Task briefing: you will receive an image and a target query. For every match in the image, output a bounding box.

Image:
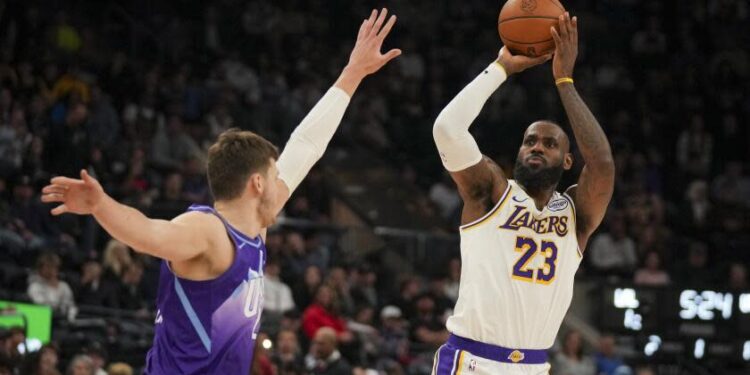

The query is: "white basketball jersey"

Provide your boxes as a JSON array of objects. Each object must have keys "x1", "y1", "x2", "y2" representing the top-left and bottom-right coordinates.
[{"x1": 446, "y1": 180, "x2": 582, "y2": 349}]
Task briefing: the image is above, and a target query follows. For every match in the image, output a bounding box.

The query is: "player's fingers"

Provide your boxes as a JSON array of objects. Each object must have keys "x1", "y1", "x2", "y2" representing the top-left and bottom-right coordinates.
[
  {"x1": 50, "y1": 204, "x2": 69, "y2": 216},
  {"x1": 357, "y1": 19, "x2": 368, "y2": 40},
  {"x1": 377, "y1": 15, "x2": 397, "y2": 39},
  {"x1": 41, "y1": 193, "x2": 65, "y2": 203},
  {"x1": 50, "y1": 176, "x2": 84, "y2": 187},
  {"x1": 42, "y1": 185, "x2": 67, "y2": 195},
  {"x1": 80, "y1": 169, "x2": 96, "y2": 186},
  {"x1": 382, "y1": 48, "x2": 402, "y2": 63},
  {"x1": 558, "y1": 14, "x2": 569, "y2": 40},
  {"x1": 571, "y1": 16, "x2": 578, "y2": 43},
  {"x1": 550, "y1": 26, "x2": 562, "y2": 46},
  {"x1": 371, "y1": 8, "x2": 388, "y2": 37},
  {"x1": 363, "y1": 9, "x2": 377, "y2": 37}
]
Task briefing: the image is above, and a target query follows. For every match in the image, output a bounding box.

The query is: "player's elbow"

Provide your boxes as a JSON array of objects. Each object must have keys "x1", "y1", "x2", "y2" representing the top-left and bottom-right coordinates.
[{"x1": 433, "y1": 115, "x2": 460, "y2": 144}]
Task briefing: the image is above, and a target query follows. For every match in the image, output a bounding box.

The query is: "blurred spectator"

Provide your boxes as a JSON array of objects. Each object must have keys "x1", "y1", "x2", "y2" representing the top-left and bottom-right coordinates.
[
  {"x1": 264, "y1": 257, "x2": 296, "y2": 315},
  {"x1": 409, "y1": 293, "x2": 448, "y2": 349},
  {"x1": 27, "y1": 252, "x2": 76, "y2": 319},
  {"x1": 712, "y1": 161, "x2": 750, "y2": 208},
  {"x1": 115, "y1": 262, "x2": 149, "y2": 313},
  {"x1": 294, "y1": 265, "x2": 323, "y2": 310},
  {"x1": 302, "y1": 285, "x2": 353, "y2": 344},
  {"x1": 75, "y1": 260, "x2": 117, "y2": 307},
  {"x1": 150, "y1": 115, "x2": 203, "y2": 172},
  {"x1": 677, "y1": 180, "x2": 714, "y2": 234},
  {"x1": 676, "y1": 114, "x2": 713, "y2": 178},
  {"x1": 305, "y1": 327, "x2": 352, "y2": 375},
  {"x1": 594, "y1": 335, "x2": 630, "y2": 375},
  {"x1": 82, "y1": 344, "x2": 108, "y2": 375},
  {"x1": 634, "y1": 366, "x2": 655, "y2": 375},
  {"x1": 633, "y1": 252, "x2": 670, "y2": 286},
  {"x1": 379, "y1": 306, "x2": 410, "y2": 366},
  {"x1": 149, "y1": 172, "x2": 191, "y2": 220},
  {"x1": 552, "y1": 330, "x2": 595, "y2": 375},
  {"x1": 106, "y1": 363, "x2": 133, "y2": 375},
  {"x1": 393, "y1": 277, "x2": 421, "y2": 320},
  {"x1": 0, "y1": 327, "x2": 25, "y2": 370},
  {"x1": 351, "y1": 266, "x2": 378, "y2": 309},
  {"x1": 66, "y1": 354, "x2": 95, "y2": 375},
  {"x1": 727, "y1": 262, "x2": 748, "y2": 289},
  {"x1": 673, "y1": 241, "x2": 713, "y2": 286},
  {"x1": 588, "y1": 215, "x2": 637, "y2": 276},
  {"x1": 272, "y1": 329, "x2": 305, "y2": 375},
  {"x1": 21, "y1": 343, "x2": 61, "y2": 375},
  {"x1": 326, "y1": 266, "x2": 355, "y2": 317},
  {"x1": 102, "y1": 239, "x2": 133, "y2": 282},
  {"x1": 428, "y1": 174, "x2": 460, "y2": 221},
  {"x1": 9, "y1": 174, "x2": 59, "y2": 246}
]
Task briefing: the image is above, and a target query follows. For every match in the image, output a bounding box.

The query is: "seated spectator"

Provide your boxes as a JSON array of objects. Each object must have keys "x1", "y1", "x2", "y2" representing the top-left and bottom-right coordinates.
[
  {"x1": 264, "y1": 258, "x2": 296, "y2": 315},
  {"x1": 302, "y1": 285, "x2": 353, "y2": 344},
  {"x1": 711, "y1": 161, "x2": 750, "y2": 208},
  {"x1": 148, "y1": 172, "x2": 191, "y2": 220},
  {"x1": 21, "y1": 343, "x2": 61, "y2": 375},
  {"x1": 293, "y1": 265, "x2": 322, "y2": 310},
  {"x1": 305, "y1": 327, "x2": 352, "y2": 375},
  {"x1": 594, "y1": 335, "x2": 630, "y2": 375},
  {"x1": 378, "y1": 306, "x2": 410, "y2": 366},
  {"x1": 272, "y1": 329, "x2": 305, "y2": 375},
  {"x1": 102, "y1": 239, "x2": 133, "y2": 282},
  {"x1": 75, "y1": 261, "x2": 117, "y2": 307},
  {"x1": 589, "y1": 215, "x2": 638, "y2": 276},
  {"x1": 633, "y1": 252, "x2": 670, "y2": 286},
  {"x1": 728, "y1": 262, "x2": 748, "y2": 289},
  {"x1": 409, "y1": 293, "x2": 448, "y2": 349},
  {"x1": 27, "y1": 252, "x2": 76, "y2": 319},
  {"x1": 552, "y1": 330, "x2": 595, "y2": 375},
  {"x1": 115, "y1": 262, "x2": 149, "y2": 313},
  {"x1": 677, "y1": 180, "x2": 714, "y2": 235},
  {"x1": 673, "y1": 241, "x2": 713, "y2": 286},
  {"x1": 67, "y1": 354, "x2": 95, "y2": 375},
  {"x1": 0, "y1": 327, "x2": 25, "y2": 370}
]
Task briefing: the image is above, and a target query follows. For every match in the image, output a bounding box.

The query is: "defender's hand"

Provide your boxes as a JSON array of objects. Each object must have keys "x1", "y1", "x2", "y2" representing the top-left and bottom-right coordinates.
[
  {"x1": 497, "y1": 46, "x2": 552, "y2": 76},
  {"x1": 550, "y1": 12, "x2": 578, "y2": 80},
  {"x1": 344, "y1": 8, "x2": 402, "y2": 78},
  {"x1": 42, "y1": 170, "x2": 106, "y2": 216}
]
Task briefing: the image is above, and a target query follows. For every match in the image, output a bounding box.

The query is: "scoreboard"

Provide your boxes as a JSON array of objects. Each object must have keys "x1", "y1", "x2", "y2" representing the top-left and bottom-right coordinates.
[{"x1": 599, "y1": 286, "x2": 750, "y2": 364}]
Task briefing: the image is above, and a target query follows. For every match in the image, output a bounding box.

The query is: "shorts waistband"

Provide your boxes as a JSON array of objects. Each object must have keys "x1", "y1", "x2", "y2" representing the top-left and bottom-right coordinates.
[{"x1": 447, "y1": 334, "x2": 548, "y2": 364}]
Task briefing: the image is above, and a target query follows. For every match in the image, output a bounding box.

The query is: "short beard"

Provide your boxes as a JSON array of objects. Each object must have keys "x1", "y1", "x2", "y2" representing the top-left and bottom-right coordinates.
[{"x1": 513, "y1": 158, "x2": 564, "y2": 195}]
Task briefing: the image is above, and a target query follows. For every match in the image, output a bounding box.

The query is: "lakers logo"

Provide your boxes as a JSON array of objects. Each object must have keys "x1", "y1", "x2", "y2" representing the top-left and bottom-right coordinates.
[
  {"x1": 508, "y1": 350, "x2": 525, "y2": 363},
  {"x1": 521, "y1": 0, "x2": 537, "y2": 13}
]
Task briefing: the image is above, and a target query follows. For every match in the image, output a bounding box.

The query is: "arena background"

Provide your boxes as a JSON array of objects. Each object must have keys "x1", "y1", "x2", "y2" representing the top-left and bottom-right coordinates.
[{"x1": 0, "y1": 0, "x2": 748, "y2": 374}]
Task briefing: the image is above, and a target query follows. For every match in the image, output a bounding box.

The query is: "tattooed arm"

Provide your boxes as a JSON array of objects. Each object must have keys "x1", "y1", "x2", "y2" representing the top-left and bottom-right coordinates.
[{"x1": 552, "y1": 13, "x2": 615, "y2": 249}]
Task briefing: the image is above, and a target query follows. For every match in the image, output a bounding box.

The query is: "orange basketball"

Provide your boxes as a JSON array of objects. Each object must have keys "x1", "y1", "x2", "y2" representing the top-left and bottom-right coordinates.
[{"x1": 498, "y1": 0, "x2": 566, "y2": 57}]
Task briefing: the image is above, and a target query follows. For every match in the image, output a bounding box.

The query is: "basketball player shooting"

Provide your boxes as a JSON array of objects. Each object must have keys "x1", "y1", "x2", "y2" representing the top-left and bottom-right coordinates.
[
  {"x1": 432, "y1": 13, "x2": 614, "y2": 375},
  {"x1": 40, "y1": 9, "x2": 401, "y2": 375}
]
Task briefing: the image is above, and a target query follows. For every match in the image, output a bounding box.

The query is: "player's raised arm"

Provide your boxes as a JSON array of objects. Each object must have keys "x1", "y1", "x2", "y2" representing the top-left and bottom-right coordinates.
[
  {"x1": 551, "y1": 13, "x2": 615, "y2": 247},
  {"x1": 41, "y1": 170, "x2": 216, "y2": 262},
  {"x1": 433, "y1": 48, "x2": 549, "y2": 222},
  {"x1": 272, "y1": 8, "x2": 401, "y2": 214}
]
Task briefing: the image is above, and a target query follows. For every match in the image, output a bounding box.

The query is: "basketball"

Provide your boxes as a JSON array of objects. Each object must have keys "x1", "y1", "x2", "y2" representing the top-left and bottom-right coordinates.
[{"x1": 498, "y1": 0, "x2": 566, "y2": 57}]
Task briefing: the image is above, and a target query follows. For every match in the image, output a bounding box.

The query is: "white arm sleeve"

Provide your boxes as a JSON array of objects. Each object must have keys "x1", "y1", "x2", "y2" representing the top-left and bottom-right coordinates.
[
  {"x1": 276, "y1": 87, "x2": 351, "y2": 193},
  {"x1": 433, "y1": 62, "x2": 507, "y2": 172}
]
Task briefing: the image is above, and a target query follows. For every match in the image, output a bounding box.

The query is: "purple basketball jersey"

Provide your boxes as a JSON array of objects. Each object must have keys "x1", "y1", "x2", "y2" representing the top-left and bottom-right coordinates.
[{"x1": 144, "y1": 205, "x2": 266, "y2": 375}]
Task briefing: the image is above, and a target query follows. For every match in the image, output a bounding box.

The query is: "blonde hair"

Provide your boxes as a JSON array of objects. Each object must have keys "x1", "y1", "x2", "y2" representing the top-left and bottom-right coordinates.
[
  {"x1": 107, "y1": 362, "x2": 134, "y2": 375},
  {"x1": 102, "y1": 239, "x2": 133, "y2": 277}
]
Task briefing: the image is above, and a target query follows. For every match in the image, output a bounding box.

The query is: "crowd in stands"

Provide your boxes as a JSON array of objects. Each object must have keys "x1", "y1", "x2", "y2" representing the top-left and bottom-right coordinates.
[{"x1": 0, "y1": 0, "x2": 747, "y2": 373}]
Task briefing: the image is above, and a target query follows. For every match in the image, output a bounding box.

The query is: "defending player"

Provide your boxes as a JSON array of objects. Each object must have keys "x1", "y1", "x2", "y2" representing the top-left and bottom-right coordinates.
[
  {"x1": 431, "y1": 13, "x2": 614, "y2": 375},
  {"x1": 41, "y1": 9, "x2": 401, "y2": 375}
]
